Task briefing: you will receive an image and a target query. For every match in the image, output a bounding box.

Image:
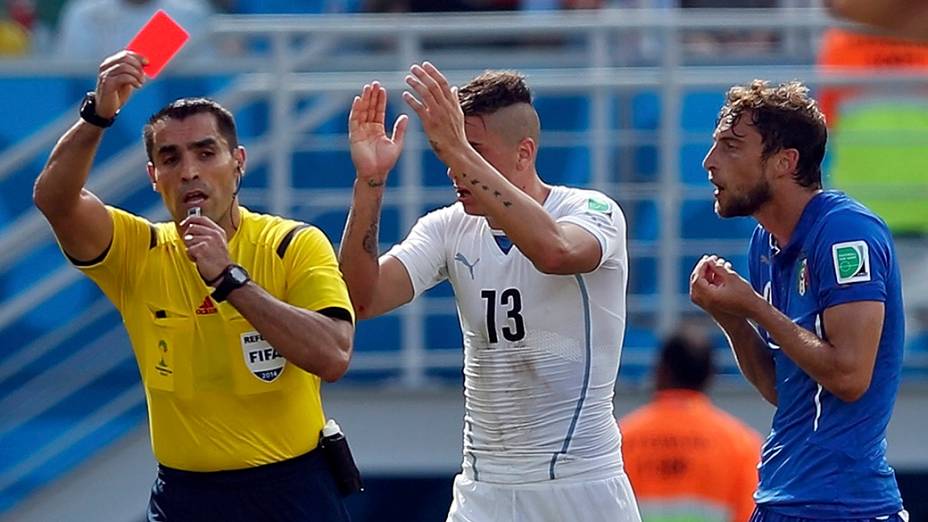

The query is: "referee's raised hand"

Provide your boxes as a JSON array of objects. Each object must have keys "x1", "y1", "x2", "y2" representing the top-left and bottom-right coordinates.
[{"x1": 94, "y1": 50, "x2": 148, "y2": 119}]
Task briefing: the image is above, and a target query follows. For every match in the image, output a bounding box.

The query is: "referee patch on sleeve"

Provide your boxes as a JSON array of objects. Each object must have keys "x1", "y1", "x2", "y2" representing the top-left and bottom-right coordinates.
[{"x1": 832, "y1": 240, "x2": 871, "y2": 284}]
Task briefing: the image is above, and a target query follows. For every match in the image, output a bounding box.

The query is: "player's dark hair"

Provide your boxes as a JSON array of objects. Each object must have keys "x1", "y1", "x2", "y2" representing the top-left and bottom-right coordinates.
[
  {"x1": 717, "y1": 79, "x2": 827, "y2": 189},
  {"x1": 458, "y1": 70, "x2": 532, "y2": 117},
  {"x1": 657, "y1": 333, "x2": 714, "y2": 392},
  {"x1": 143, "y1": 98, "x2": 239, "y2": 161}
]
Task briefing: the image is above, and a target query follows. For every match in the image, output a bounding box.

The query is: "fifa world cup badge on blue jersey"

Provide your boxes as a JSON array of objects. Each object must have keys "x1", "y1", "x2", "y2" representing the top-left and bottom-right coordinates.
[
  {"x1": 241, "y1": 330, "x2": 286, "y2": 382},
  {"x1": 832, "y1": 240, "x2": 871, "y2": 285},
  {"x1": 798, "y1": 257, "x2": 809, "y2": 296}
]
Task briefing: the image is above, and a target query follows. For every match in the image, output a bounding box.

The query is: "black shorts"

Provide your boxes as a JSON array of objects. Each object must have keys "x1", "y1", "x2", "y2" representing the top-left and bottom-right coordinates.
[{"x1": 147, "y1": 448, "x2": 350, "y2": 522}]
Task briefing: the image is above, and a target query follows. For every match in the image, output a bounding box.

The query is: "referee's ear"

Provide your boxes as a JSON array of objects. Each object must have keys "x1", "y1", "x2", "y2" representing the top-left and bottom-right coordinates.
[
  {"x1": 232, "y1": 145, "x2": 247, "y2": 175},
  {"x1": 147, "y1": 162, "x2": 158, "y2": 192}
]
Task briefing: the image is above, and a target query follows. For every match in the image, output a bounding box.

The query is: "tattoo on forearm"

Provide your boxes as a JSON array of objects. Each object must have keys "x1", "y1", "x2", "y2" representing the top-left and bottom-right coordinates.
[
  {"x1": 362, "y1": 222, "x2": 379, "y2": 258},
  {"x1": 460, "y1": 173, "x2": 512, "y2": 207},
  {"x1": 367, "y1": 179, "x2": 385, "y2": 188}
]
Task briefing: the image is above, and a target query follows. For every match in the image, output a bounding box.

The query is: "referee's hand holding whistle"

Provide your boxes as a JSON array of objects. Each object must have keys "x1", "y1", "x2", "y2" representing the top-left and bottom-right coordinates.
[{"x1": 181, "y1": 214, "x2": 231, "y2": 285}]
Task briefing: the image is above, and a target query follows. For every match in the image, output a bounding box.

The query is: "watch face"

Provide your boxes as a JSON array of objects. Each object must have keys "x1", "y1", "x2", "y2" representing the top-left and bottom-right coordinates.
[{"x1": 230, "y1": 266, "x2": 249, "y2": 285}]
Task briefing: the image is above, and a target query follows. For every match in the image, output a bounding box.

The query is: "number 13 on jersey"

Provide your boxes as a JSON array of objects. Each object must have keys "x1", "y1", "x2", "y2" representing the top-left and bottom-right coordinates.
[{"x1": 481, "y1": 288, "x2": 526, "y2": 344}]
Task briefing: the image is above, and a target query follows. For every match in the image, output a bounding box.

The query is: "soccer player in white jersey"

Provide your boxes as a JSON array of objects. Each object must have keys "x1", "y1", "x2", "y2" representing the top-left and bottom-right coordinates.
[{"x1": 339, "y1": 62, "x2": 641, "y2": 522}]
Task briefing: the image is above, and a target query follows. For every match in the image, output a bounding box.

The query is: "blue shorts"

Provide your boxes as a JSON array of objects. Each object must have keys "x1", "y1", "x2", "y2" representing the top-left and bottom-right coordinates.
[
  {"x1": 750, "y1": 506, "x2": 908, "y2": 522},
  {"x1": 147, "y1": 448, "x2": 350, "y2": 522}
]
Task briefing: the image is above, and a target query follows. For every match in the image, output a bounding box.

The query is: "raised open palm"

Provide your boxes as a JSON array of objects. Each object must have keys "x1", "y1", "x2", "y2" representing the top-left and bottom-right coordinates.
[{"x1": 348, "y1": 82, "x2": 408, "y2": 186}]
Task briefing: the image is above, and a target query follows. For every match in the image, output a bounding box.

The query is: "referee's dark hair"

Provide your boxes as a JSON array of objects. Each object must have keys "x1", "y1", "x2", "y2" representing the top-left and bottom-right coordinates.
[
  {"x1": 143, "y1": 98, "x2": 239, "y2": 162},
  {"x1": 655, "y1": 331, "x2": 715, "y2": 392}
]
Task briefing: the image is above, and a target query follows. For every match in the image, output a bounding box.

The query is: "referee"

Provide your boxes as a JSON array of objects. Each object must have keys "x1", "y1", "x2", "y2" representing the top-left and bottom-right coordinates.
[{"x1": 33, "y1": 50, "x2": 355, "y2": 521}]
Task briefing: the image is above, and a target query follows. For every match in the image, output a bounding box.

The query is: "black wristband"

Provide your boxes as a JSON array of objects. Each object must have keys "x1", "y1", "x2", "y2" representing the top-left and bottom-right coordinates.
[
  {"x1": 79, "y1": 92, "x2": 117, "y2": 128},
  {"x1": 211, "y1": 264, "x2": 250, "y2": 303}
]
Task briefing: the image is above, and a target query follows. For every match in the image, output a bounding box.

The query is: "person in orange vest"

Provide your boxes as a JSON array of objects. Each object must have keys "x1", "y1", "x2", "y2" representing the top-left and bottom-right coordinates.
[
  {"x1": 620, "y1": 330, "x2": 762, "y2": 522},
  {"x1": 817, "y1": 26, "x2": 928, "y2": 128},
  {"x1": 827, "y1": 0, "x2": 928, "y2": 42}
]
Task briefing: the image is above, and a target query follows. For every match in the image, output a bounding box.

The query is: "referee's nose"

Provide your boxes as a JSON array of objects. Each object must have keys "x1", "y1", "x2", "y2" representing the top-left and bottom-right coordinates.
[{"x1": 181, "y1": 162, "x2": 201, "y2": 182}]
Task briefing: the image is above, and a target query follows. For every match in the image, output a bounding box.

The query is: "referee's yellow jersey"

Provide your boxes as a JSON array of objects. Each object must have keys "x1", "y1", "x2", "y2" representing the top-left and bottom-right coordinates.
[{"x1": 73, "y1": 206, "x2": 354, "y2": 472}]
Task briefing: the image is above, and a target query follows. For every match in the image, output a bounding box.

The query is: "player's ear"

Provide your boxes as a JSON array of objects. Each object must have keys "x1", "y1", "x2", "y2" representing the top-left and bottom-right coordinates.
[
  {"x1": 776, "y1": 148, "x2": 800, "y2": 180},
  {"x1": 516, "y1": 137, "x2": 536, "y2": 171}
]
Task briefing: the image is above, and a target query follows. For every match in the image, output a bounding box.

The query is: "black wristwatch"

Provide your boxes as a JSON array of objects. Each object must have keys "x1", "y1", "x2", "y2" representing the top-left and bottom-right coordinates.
[
  {"x1": 79, "y1": 92, "x2": 118, "y2": 128},
  {"x1": 211, "y1": 264, "x2": 250, "y2": 303}
]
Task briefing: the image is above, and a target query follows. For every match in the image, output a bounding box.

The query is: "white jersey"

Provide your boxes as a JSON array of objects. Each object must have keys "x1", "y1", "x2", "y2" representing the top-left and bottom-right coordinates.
[{"x1": 387, "y1": 185, "x2": 628, "y2": 484}]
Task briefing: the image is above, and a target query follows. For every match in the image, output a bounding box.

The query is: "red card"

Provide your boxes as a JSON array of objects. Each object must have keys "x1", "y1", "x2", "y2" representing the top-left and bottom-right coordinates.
[{"x1": 126, "y1": 10, "x2": 190, "y2": 79}]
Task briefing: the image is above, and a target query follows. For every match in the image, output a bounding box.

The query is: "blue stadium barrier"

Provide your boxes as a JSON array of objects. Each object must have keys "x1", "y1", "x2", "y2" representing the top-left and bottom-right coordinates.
[
  {"x1": 0, "y1": 78, "x2": 72, "y2": 145},
  {"x1": 355, "y1": 315, "x2": 402, "y2": 354},
  {"x1": 0, "y1": 295, "x2": 140, "y2": 515},
  {"x1": 629, "y1": 255, "x2": 658, "y2": 296},
  {"x1": 630, "y1": 199, "x2": 659, "y2": 242},
  {"x1": 425, "y1": 312, "x2": 463, "y2": 350},
  {"x1": 7, "y1": 74, "x2": 921, "y2": 516},
  {"x1": 3, "y1": 245, "x2": 97, "y2": 332},
  {"x1": 293, "y1": 150, "x2": 357, "y2": 189},
  {"x1": 679, "y1": 199, "x2": 756, "y2": 240},
  {"x1": 619, "y1": 325, "x2": 659, "y2": 385}
]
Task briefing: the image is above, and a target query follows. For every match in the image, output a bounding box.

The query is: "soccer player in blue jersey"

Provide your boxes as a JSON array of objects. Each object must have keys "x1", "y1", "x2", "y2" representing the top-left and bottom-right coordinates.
[{"x1": 689, "y1": 79, "x2": 907, "y2": 521}]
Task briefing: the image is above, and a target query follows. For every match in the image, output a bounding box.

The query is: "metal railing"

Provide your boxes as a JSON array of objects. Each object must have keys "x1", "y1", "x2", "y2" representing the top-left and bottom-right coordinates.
[
  {"x1": 4, "y1": 9, "x2": 928, "y2": 512},
  {"x1": 2, "y1": 8, "x2": 926, "y2": 387}
]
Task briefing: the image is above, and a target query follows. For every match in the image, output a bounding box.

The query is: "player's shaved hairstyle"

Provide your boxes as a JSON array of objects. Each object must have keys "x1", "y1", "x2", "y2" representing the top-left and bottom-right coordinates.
[
  {"x1": 458, "y1": 70, "x2": 540, "y2": 144},
  {"x1": 143, "y1": 97, "x2": 239, "y2": 161},
  {"x1": 717, "y1": 80, "x2": 827, "y2": 189}
]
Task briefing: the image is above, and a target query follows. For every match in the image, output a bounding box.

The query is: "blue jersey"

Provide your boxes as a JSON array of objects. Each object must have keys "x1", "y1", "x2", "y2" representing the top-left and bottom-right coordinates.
[{"x1": 747, "y1": 191, "x2": 904, "y2": 518}]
